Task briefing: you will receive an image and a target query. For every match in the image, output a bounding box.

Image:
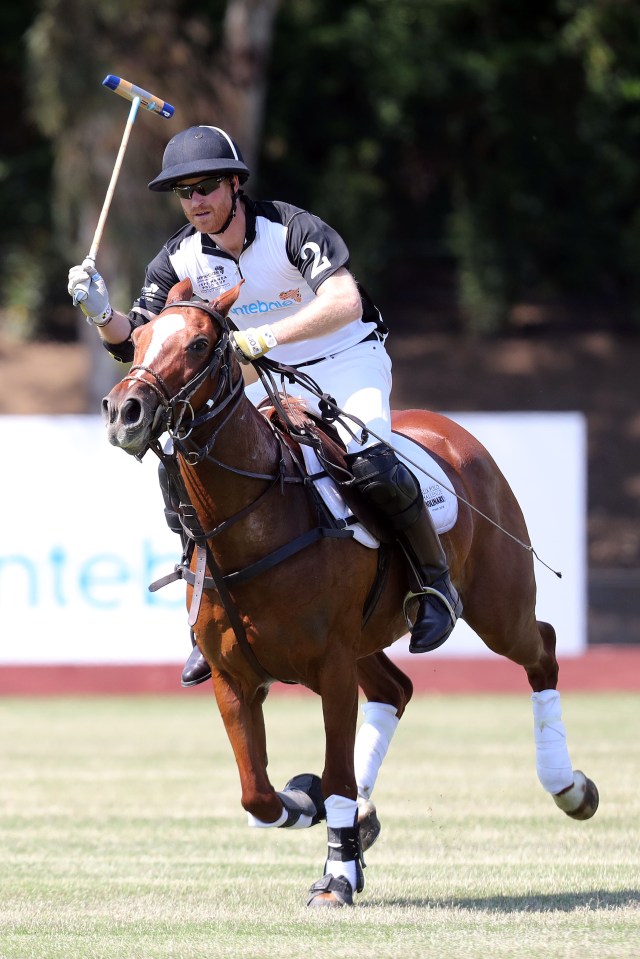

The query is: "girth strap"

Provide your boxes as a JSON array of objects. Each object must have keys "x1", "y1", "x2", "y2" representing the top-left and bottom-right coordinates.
[
  {"x1": 150, "y1": 531, "x2": 391, "y2": 633},
  {"x1": 149, "y1": 526, "x2": 354, "y2": 594},
  {"x1": 206, "y1": 526, "x2": 352, "y2": 588}
]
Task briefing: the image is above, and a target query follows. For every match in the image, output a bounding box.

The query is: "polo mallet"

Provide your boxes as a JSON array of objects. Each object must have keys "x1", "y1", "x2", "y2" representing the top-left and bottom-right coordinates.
[{"x1": 72, "y1": 75, "x2": 175, "y2": 305}]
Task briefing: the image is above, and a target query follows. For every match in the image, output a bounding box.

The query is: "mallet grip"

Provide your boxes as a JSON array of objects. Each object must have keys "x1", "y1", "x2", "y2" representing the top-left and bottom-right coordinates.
[{"x1": 102, "y1": 75, "x2": 174, "y2": 119}]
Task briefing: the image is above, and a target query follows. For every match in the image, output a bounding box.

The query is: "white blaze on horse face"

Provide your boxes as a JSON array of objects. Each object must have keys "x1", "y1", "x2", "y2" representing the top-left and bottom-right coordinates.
[{"x1": 136, "y1": 313, "x2": 186, "y2": 376}]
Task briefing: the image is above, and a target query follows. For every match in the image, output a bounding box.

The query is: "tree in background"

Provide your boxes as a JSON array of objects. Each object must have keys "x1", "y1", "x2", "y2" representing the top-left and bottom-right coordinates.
[
  {"x1": 0, "y1": 1, "x2": 56, "y2": 341},
  {"x1": 24, "y1": 0, "x2": 280, "y2": 403}
]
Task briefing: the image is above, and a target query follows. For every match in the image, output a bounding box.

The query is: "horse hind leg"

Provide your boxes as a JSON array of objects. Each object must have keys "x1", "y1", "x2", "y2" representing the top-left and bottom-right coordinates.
[
  {"x1": 528, "y1": 621, "x2": 599, "y2": 821},
  {"x1": 353, "y1": 701, "x2": 397, "y2": 851},
  {"x1": 353, "y1": 653, "x2": 414, "y2": 850}
]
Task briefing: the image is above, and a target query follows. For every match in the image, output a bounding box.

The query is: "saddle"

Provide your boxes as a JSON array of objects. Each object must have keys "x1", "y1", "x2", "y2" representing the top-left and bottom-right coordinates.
[{"x1": 259, "y1": 396, "x2": 394, "y2": 545}]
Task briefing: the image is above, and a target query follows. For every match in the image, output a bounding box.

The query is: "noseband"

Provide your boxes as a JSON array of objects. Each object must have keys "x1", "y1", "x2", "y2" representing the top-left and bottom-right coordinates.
[{"x1": 124, "y1": 299, "x2": 244, "y2": 463}]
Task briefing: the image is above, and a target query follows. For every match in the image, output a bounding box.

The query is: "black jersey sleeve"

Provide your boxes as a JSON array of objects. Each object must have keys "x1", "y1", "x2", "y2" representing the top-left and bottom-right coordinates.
[
  {"x1": 282, "y1": 206, "x2": 351, "y2": 293},
  {"x1": 101, "y1": 246, "x2": 179, "y2": 364},
  {"x1": 101, "y1": 310, "x2": 147, "y2": 364},
  {"x1": 132, "y1": 246, "x2": 180, "y2": 316}
]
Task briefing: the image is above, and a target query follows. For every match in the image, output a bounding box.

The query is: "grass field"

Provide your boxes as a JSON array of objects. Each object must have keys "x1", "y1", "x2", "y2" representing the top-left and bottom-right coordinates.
[{"x1": 0, "y1": 692, "x2": 638, "y2": 959}]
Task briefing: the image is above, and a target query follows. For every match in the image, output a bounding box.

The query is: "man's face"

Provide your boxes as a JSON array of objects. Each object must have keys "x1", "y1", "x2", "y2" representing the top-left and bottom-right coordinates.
[{"x1": 173, "y1": 175, "x2": 236, "y2": 234}]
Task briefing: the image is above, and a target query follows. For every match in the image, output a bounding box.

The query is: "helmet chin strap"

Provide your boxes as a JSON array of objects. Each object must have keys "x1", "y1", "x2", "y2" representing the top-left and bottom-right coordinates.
[{"x1": 211, "y1": 185, "x2": 242, "y2": 236}]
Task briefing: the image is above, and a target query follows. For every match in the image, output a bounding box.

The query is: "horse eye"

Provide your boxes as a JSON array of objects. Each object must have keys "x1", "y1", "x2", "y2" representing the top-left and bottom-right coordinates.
[{"x1": 189, "y1": 337, "x2": 209, "y2": 353}]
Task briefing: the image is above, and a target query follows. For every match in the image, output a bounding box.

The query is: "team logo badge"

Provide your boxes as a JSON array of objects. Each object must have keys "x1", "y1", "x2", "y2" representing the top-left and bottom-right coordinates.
[{"x1": 198, "y1": 266, "x2": 227, "y2": 294}]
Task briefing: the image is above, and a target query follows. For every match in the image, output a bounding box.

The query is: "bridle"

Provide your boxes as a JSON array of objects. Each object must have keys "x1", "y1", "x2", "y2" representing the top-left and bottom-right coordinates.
[{"x1": 123, "y1": 298, "x2": 245, "y2": 465}]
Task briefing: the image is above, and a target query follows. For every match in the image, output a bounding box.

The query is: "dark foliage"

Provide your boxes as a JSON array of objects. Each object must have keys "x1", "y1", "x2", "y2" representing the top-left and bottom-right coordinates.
[{"x1": 3, "y1": 0, "x2": 640, "y2": 340}]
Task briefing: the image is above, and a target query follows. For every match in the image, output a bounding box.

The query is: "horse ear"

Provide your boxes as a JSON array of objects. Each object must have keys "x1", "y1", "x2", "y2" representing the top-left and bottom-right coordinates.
[
  {"x1": 166, "y1": 279, "x2": 194, "y2": 305},
  {"x1": 211, "y1": 280, "x2": 244, "y2": 317}
]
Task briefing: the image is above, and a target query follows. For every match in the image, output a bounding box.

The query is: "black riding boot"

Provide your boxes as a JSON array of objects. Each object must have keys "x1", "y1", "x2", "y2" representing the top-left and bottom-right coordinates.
[
  {"x1": 181, "y1": 629, "x2": 212, "y2": 687},
  {"x1": 158, "y1": 457, "x2": 212, "y2": 687},
  {"x1": 344, "y1": 443, "x2": 462, "y2": 653}
]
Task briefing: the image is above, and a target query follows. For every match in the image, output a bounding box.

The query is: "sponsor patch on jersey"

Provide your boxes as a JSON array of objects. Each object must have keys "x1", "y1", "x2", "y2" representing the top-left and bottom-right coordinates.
[
  {"x1": 279, "y1": 288, "x2": 302, "y2": 303},
  {"x1": 232, "y1": 301, "x2": 284, "y2": 316}
]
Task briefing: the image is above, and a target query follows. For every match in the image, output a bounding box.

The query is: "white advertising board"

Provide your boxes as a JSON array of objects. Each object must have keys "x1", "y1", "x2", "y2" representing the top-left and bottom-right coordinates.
[
  {"x1": 391, "y1": 412, "x2": 587, "y2": 659},
  {"x1": 0, "y1": 413, "x2": 586, "y2": 664}
]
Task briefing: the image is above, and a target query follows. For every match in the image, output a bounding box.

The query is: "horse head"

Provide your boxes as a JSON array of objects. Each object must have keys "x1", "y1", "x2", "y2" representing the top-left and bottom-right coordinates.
[{"x1": 102, "y1": 278, "x2": 242, "y2": 456}]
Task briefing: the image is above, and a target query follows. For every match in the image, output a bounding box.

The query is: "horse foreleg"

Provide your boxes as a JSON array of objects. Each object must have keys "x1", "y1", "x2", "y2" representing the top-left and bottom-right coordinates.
[
  {"x1": 307, "y1": 657, "x2": 365, "y2": 908},
  {"x1": 527, "y1": 622, "x2": 599, "y2": 820},
  {"x1": 212, "y1": 670, "x2": 326, "y2": 832},
  {"x1": 211, "y1": 668, "x2": 282, "y2": 825}
]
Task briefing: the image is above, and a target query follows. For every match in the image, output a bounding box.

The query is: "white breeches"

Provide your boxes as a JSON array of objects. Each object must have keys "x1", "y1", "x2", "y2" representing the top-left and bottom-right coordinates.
[{"x1": 245, "y1": 339, "x2": 393, "y2": 453}]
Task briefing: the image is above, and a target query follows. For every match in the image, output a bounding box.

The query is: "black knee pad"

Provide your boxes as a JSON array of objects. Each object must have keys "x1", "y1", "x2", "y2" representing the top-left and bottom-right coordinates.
[{"x1": 346, "y1": 443, "x2": 423, "y2": 528}]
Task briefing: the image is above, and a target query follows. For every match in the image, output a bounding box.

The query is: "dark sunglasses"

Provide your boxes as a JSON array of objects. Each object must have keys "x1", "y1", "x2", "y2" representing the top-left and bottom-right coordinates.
[{"x1": 172, "y1": 176, "x2": 227, "y2": 199}]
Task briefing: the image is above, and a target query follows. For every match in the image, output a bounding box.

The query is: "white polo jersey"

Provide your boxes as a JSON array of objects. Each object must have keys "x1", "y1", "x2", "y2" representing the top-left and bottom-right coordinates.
[{"x1": 118, "y1": 197, "x2": 386, "y2": 367}]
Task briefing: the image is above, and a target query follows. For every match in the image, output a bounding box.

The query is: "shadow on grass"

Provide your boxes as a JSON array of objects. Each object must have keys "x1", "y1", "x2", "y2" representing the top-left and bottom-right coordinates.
[{"x1": 365, "y1": 890, "x2": 639, "y2": 911}]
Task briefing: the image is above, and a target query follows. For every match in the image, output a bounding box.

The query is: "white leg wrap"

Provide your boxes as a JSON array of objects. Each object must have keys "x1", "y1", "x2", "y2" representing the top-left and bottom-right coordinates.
[
  {"x1": 354, "y1": 701, "x2": 399, "y2": 800},
  {"x1": 247, "y1": 805, "x2": 288, "y2": 829},
  {"x1": 325, "y1": 794, "x2": 359, "y2": 891},
  {"x1": 531, "y1": 689, "x2": 574, "y2": 795}
]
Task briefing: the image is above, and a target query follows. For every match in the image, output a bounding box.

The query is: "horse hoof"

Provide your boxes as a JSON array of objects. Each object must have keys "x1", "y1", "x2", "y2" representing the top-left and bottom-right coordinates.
[
  {"x1": 307, "y1": 893, "x2": 345, "y2": 909},
  {"x1": 553, "y1": 770, "x2": 599, "y2": 820},
  {"x1": 307, "y1": 874, "x2": 354, "y2": 908},
  {"x1": 357, "y1": 798, "x2": 381, "y2": 851}
]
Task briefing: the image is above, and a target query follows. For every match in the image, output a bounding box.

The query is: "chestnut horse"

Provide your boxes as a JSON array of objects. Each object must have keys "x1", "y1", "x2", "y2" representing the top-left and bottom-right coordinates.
[{"x1": 103, "y1": 279, "x2": 598, "y2": 907}]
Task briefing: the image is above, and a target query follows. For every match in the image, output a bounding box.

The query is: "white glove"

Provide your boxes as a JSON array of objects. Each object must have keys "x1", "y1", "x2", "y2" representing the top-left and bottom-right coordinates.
[
  {"x1": 67, "y1": 258, "x2": 113, "y2": 326},
  {"x1": 230, "y1": 325, "x2": 278, "y2": 362}
]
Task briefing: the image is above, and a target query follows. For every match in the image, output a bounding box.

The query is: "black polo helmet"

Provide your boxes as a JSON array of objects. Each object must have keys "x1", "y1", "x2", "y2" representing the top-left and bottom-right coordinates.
[{"x1": 148, "y1": 125, "x2": 250, "y2": 191}]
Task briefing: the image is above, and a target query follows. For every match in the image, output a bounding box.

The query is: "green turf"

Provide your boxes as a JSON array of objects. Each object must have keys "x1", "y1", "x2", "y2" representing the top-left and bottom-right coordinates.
[{"x1": 0, "y1": 692, "x2": 638, "y2": 958}]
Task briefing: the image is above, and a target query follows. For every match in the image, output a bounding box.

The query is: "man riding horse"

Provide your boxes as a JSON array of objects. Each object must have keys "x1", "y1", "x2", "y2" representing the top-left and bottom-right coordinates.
[{"x1": 68, "y1": 124, "x2": 462, "y2": 686}]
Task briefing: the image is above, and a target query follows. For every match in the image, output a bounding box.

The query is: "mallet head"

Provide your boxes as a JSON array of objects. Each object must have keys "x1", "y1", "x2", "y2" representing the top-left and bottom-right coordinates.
[{"x1": 103, "y1": 75, "x2": 174, "y2": 119}]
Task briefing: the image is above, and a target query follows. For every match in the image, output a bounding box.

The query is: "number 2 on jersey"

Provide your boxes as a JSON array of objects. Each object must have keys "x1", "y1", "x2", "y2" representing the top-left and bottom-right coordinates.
[{"x1": 301, "y1": 242, "x2": 332, "y2": 279}]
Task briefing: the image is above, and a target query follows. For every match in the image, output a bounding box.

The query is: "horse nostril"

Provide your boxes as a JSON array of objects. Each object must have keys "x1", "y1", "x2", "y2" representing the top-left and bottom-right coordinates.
[
  {"x1": 101, "y1": 397, "x2": 115, "y2": 424},
  {"x1": 122, "y1": 397, "x2": 143, "y2": 427}
]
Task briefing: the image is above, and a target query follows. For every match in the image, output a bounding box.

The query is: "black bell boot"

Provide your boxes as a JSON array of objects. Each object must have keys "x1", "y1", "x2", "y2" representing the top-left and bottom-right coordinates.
[
  {"x1": 344, "y1": 443, "x2": 462, "y2": 654},
  {"x1": 181, "y1": 630, "x2": 212, "y2": 687}
]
